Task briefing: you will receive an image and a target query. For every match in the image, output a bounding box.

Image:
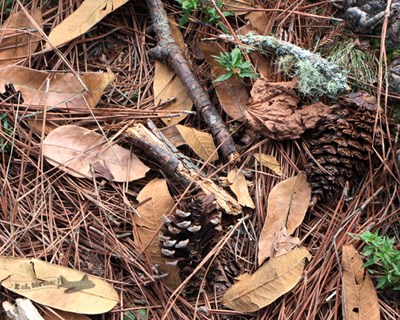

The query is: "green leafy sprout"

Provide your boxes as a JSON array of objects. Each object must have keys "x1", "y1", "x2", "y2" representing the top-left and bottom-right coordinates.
[
  {"x1": 176, "y1": 0, "x2": 231, "y2": 30},
  {"x1": 212, "y1": 47, "x2": 259, "y2": 82},
  {"x1": 358, "y1": 230, "x2": 400, "y2": 290},
  {"x1": 0, "y1": 113, "x2": 12, "y2": 153}
]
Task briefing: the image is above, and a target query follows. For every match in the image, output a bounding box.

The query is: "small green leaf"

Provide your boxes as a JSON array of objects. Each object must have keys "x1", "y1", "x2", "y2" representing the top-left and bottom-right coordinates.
[{"x1": 214, "y1": 72, "x2": 233, "y2": 82}]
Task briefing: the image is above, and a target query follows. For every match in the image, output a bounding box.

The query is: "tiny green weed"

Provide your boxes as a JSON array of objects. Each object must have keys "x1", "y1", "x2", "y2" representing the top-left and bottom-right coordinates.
[
  {"x1": 358, "y1": 230, "x2": 400, "y2": 290},
  {"x1": 176, "y1": 0, "x2": 230, "y2": 30},
  {"x1": 212, "y1": 47, "x2": 259, "y2": 82}
]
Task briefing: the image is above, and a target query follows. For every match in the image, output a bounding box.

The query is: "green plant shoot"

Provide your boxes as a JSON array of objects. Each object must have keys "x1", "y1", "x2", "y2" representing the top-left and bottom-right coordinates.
[
  {"x1": 212, "y1": 47, "x2": 259, "y2": 82},
  {"x1": 359, "y1": 230, "x2": 400, "y2": 290}
]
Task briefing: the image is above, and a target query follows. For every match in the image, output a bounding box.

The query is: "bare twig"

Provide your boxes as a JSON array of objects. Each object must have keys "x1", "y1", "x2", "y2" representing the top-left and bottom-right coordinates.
[{"x1": 146, "y1": 0, "x2": 239, "y2": 161}]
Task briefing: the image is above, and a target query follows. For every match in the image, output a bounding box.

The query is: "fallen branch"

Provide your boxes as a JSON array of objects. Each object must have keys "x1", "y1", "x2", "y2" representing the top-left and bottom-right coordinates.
[
  {"x1": 125, "y1": 121, "x2": 242, "y2": 216},
  {"x1": 146, "y1": 0, "x2": 239, "y2": 161},
  {"x1": 215, "y1": 34, "x2": 348, "y2": 98}
]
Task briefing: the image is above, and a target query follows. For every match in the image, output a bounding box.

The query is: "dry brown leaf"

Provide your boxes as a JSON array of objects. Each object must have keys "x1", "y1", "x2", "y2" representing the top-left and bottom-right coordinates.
[
  {"x1": 227, "y1": 167, "x2": 255, "y2": 208},
  {"x1": 223, "y1": 247, "x2": 311, "y2": 312},
  {"x1": 133, "y1": 179, "x2": 181, "y2": 290},
  {"x1": 0, "y1": 66, "x2": 115, "y2": 112},
  {"x1": 237, "y1": 12, "x2": 273, "y2": 78},
  {"x1": 160, "y1": 125, "x2": 186, "y2": 147},
  {"x1": 0, "y1": 257, "x2": 118, "y2": 314},
  {"x1": 254, "y1": 153, "x2": 282, "y2": 176},
  {"x1": 47, "y1": 0, "x2": 128, "y2": 48},
  {"x1": 342, "y1": 245, "x2": 380, "y2": 320},
  {"x1": 42, "y1": 125, "x2": 149, "y2": 182},
  {"x1": 199, "y1": 42, "x2": 249, "y2": 120},
  {"x1": 0, "y1": 9, "x2": 43, "y2": 66},
  {"x1": 258, "y1": 174, "x2": 311, "y2": 264},
  {"x1": 223, "y1": 0, "x2": 255, "y2": 15},
  {"x1": 154, "y1": 19, "x2": 192, "y2": 125},
  {"x1": 176, "y1": 124, "x2": 219, "y2": 162},
  {"x1": 246, "y1": 79, "x2": 331, "y2": 140}
]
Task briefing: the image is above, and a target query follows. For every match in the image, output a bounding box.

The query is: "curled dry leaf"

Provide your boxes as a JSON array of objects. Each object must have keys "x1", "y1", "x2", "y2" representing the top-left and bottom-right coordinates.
[
  {"x1": 133, "y1": 179, "x2": 181, "y2": 290},
  {"x1": 0, "y1": 9, "x2": 43, "y2": 66},
  {"x1": 223, "y1": 247, "x2": 311, "y2": 312},
  {"x1": 199, "y1": 42, "x2": 249, "y2": 120},
  {"x1": 47, "y1": 0, "x2": 128, "y2": 48},
  {"x1": 176, "y1": 124, "x2": 219, "y2": 162},
  {"x1": 227, "y1": 167, "x2": 255, "y2": 208},
  {"x1": 154, "y1": 19, "x2": 192, "y2": 125},
  {"x1": 246, "y1": 78, "x2": 331, "y2": 140},
  {"x1": 42, "y1": 125, "x2": 149, "y2": 182},
  {"x1": 254, "y1": 153, "x2": 282, "y2": 176},
  {"x1": 342, "y1": 245, "x2": 380, "y2": 320},
  {"x1": 258, "y1": 174, "x2": 311, "y2": 264},
  {"x1": 0, "y1": 66, "x2": 115, "y2": 113},
  {"x1": 0, "y1": 257, "x2": 119, "y2": 314}
]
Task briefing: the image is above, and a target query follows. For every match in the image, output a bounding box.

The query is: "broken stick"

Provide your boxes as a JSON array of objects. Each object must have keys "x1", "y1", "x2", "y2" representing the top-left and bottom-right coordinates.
[
  {"x1": 146, "y1": 0, "x2": 239, "y2": 161},
  {"x1": 125, "y1": 121, "x2": 242, "y2": 216}
]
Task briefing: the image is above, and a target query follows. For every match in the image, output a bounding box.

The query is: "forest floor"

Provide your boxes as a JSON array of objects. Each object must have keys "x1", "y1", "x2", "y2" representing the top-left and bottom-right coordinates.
[{"x1": 0, "y1": 0, "x2": 400, "y2": 319}]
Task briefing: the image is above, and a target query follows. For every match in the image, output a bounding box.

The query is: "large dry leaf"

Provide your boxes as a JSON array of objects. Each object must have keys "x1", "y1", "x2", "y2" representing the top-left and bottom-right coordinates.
[
  {"x1": 0, "y1": 257, "x2": 118, "y2": 314},
  {"x1": 154, "y1": 19, "x2": 192, "y2": 125},
  {"x1": 176, "y1": 124, "x2": 219, "y2": 162},
  {"x1": 223, "y1": 247, "x2": 311, "y2": 312},
  {"x1": 0, "y1": 9, "x2": 43, "y2": 66},
  {"x1": 246, "y1": 79, "x2": 331, "y2": 140},
  {"x1": 133, "y1": 179, "x2": 181, "y2": 290},
  {"x1": 254, "y1": 153, "x2": 282, "y2": 176},
  {"x1": 0, "y1": 66, "x2": 115, "y2": 112},
  {"x1": 258, "y1": 174, "x2": 311, "y2": 264},
  {"x1": 342, "y1": 245, "x2": 380, "y2": 320},
  {"x1": 47, "y1": 0, "x2": 128, "y2": 48},
  {"x1": 42, "y1": 125, "x2": 149, "y2": 182},
  {"x1": 199, "y1": 42, "x2": 249, "y2": 120},
  {"x1": 227, "y1": 167, "x2": 255, "y2": 208}
]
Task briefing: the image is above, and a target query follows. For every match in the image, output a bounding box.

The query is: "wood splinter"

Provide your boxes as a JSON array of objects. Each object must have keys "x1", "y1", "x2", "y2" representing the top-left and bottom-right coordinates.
[{"x1": 125, "y1": 121, "x2": 242, "y2": 216}]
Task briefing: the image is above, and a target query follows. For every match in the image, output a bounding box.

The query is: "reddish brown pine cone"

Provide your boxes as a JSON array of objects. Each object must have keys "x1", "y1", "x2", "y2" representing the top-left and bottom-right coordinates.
[
  {"x1": 305, "y1": 92, "x2": 384, "y2": 203},
  {"x1": 159, "y1": 193, "x2": 223, "y2": 295}
]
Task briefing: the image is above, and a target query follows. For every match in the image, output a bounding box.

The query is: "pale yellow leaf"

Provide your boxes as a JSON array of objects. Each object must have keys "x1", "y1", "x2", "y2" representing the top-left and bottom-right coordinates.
[
  {"x1": 133, "y1": 179, "x2": 181, "y2": 290},
  {"x1": 254, "y1": 153, "x2": 282, "y2": 176},
  {"x1": 199, "y1": 42, "x2": 248, "y2": 120},
  {"x1": 0, "y1": 66, "x2": 115, "y2": 113},
  {"x1": 0, "y1": 9, "x2": 43, "y2": 66},
  {"x1": 223, "y1": 247, "x2": 311, "y2": 312},
  {"x1": 258, "y1": 174, "x2": 311, "y2": 264},
  {"x1": 42, "y1": 125, "x2": 149, "y2": 182},
  {"x1": 0, "y1": 257, "x2": 118, "y2": 314},
  {"x1": 46, "y1": 0, "x2": 128, "y2": 48},
  {"x1": 227, "y1": 167, "x2": 255, "y2": 208},
  {"x1": 176, "y1": 124, "x2": 219, "y2": 162},
  {"x1": 154, "y1": 19, "x2": 192, "y2": 125},
  {"x1": 342, "y1": 245, "x2": 380, "y2": 320}
]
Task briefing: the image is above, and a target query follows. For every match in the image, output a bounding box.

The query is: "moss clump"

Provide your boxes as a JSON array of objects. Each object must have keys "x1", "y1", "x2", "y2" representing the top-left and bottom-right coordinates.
[{"x1": 279, "y1": 55, "x2": 342, "y2": 99}]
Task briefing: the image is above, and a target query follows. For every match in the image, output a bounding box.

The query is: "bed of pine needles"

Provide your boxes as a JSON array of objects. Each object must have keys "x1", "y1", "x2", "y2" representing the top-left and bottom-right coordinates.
[{"x1": 0, "y1": 0, "x2": 399, "y2": 319}]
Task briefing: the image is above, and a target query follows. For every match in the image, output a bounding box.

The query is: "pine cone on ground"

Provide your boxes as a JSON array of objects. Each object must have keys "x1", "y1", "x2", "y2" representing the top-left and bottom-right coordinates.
[
  {"x1": 305, "y1": 92, "x2": 383, "y2": 203},
  {"x1": 159, "y1": 193, "x2": 223, "y2": 295}
]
